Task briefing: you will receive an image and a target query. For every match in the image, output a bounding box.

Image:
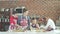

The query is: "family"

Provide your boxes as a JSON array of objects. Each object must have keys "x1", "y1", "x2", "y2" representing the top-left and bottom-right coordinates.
[{"x1": 9, "y1": 7, "x2": 56, "y2": 32}]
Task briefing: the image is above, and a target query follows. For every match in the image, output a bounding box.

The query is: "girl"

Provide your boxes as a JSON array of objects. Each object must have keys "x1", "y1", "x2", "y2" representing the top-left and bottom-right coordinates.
[{"x1": 31, "y1": 18, "x2": 40, "y2": 29}]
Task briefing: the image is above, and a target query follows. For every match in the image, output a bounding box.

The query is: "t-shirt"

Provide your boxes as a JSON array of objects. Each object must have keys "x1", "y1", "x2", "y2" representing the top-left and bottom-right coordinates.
[
  {"x1": 10, "y1": 15, "x2": 17, "y2": 25},
  {"x1": 45, "y1": 18, "x2": 56, "y2": 30}
]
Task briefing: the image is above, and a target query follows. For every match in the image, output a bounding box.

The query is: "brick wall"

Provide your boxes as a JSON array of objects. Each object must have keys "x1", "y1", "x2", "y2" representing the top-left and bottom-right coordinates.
[{"x1": 0, "y1": 0, "x2": 60, "y2": 22}]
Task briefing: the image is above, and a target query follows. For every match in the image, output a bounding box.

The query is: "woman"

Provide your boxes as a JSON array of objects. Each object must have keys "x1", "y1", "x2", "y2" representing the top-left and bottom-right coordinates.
[{"x1": 17, "y1": 7, "x2": 31, "y2": 30}]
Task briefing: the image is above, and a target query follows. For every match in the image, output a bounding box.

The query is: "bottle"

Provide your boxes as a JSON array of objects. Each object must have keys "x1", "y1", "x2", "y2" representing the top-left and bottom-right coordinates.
[
  {"x1": 5, "y1": 18, "x2": 7, "y2": 22},
  {"x1": 1, "y1": 16, "x2": 5, "y2": 22},
  {"x1": 7, "y1": 18, "x2": 9, "y2": 22},
  {"x1": 0, "y1": 18, "x2": 1, "y2": 22},
  {"x1": 6, "y1": 18, "x2": 8, "y2": 22}
]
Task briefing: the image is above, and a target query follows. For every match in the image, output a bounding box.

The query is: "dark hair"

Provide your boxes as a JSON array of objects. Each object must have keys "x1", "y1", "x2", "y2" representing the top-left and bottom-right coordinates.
[
  {"x1": 32, "y1": 17, "x2": 39, "y2": 20},
  {"x1": 32, "y1": 18, "x2": 36, "y2": 20},
  {"x1": 42, "y1": 17, "x2": 46, "y2": 20}
]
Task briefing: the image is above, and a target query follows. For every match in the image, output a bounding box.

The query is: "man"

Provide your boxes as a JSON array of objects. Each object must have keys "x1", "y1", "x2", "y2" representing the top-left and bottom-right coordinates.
[
  {"x1": 45, "y1": 17, "x2": 56, "y2": 31},
  {"x1": 43, "y1": 17, "x2": 56, "y2": 31}
]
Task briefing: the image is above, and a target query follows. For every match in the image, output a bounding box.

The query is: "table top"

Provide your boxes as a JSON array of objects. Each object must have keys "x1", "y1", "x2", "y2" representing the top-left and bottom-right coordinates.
[{"x1": 4, "y1": 30, "x2": 59, "y2": 34}]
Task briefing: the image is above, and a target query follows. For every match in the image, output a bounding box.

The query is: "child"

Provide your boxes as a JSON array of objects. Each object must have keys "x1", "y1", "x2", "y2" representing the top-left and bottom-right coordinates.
[
  {"x1": 9, "y1": 14, "x2": 18, "y2": 30},
  {"x1": 31, "y1": 18, "x2": 40, "y2": 29}
]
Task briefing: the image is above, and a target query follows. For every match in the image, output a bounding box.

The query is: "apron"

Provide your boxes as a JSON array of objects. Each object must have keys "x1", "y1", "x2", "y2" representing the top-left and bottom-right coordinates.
[
  {"x1": 20, "y1": 19, "x2": 28, "y2": 26},
  {"x1": 20, "y1": 16, "x2": 28, "y2": 27}
]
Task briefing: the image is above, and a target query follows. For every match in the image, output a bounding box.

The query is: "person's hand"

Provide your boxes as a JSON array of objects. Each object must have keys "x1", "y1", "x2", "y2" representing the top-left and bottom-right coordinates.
[
  {"x1": 46, "y1": 26, "x2": 53, "y2": 31},
  {"x1": 36, "y1": 24, "x2": 40, "y2": 29}
]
